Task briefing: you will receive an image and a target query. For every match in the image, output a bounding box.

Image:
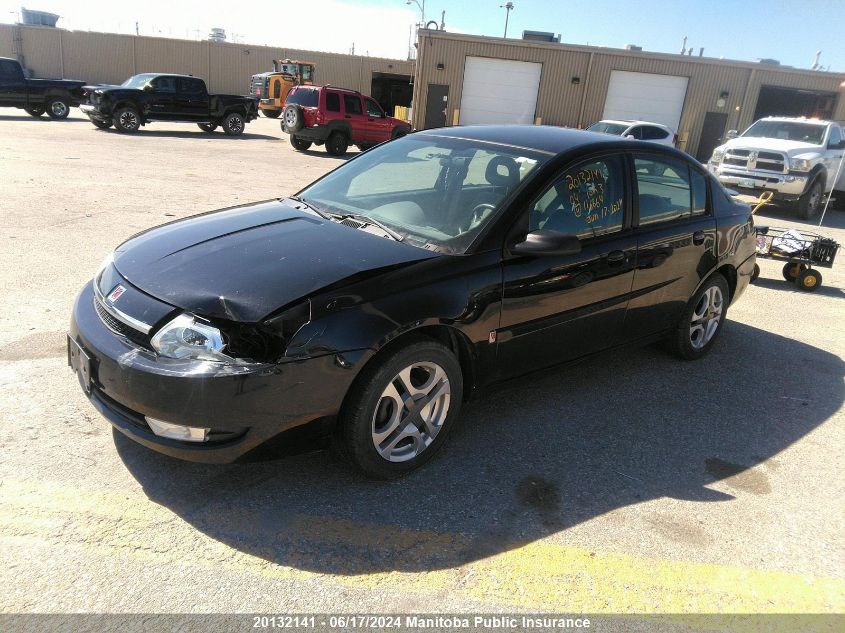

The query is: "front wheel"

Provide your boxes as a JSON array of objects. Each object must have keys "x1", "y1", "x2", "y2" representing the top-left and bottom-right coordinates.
[
  {"x1": 290, "y1": 135, "x2": 312, "y2": 151},
  {"x1": 338, "y1": 339, "x2": 463, "y2": 478},
  {"x1": 113, "y1": 106, "x2": 141, "y2": 133},
  {"x1": 668, "y1": 273, "x2": 729, "y2": 360},
  {"x1": 46, "y1": 98, "x2": 70, "y2": 119},
  {"x1": 90, "y1": 118, "x2": 112, "y2": 129},
  {"x1": 797, "y1": 179, "x2": 823, "y2": 221},
  {"x1": 222, "y1": 112, "x2": 245, "y2": 136},
  {"x1": 198, "y1": 122, "x2": 218, "y2": 133},
  {"x1": 24, "y1": 106, "x2": 45, "y2": 117}
]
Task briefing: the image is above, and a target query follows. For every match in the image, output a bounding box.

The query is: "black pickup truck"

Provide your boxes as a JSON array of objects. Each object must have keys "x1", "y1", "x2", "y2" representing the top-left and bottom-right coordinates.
[
  {"x1": 0, "y1": 57, "x2": 85, "y2": 119},
  {"x1": 80, "y1": 73, "x2": 259, "y2": 135}
]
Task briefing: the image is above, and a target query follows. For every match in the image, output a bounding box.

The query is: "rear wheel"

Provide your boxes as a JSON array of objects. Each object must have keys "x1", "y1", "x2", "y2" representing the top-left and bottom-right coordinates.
[
  {"x1": 338, "y1": 339, "x2": 463, "y2": 478},
  {"x1": 90, "y1": 118, "x2": 112, "y2": 129},
  {"x1": 112, "y1": 106, "x2": 140, "y2": 133},
  {"x1": 782, "y1": 262, "x2": 806, "y2": 282},
  {"x1": 222, "y1": 112, "x2": 245, "y2": 136},
  {"x1": 290, "y1": 135, "x2": 312, "y2": 151},
  {"x1": 24, "y1": 106, "x2": 45, "y2": 117},
  {"x1": 668, "y1": 273, "x2": 728, "y2": 360},
  {"x1": 795, "y1": 268, "x2": 822, "y2": 292},
  {"x1": 326, "y1": 131, "x2": 349, "y2": 156},
  {"x1": 46, "y1": 98, "x2": 70, "y2": 119},
  {"x1": 197, "y1": 122, "x2": 218, "y2": 133},
  {"x1": 263, "y1": 109, "x2": 281, "y2": 119},
  {"x1": 797, "y1": 179, "x2": 823, "y2": 221}
]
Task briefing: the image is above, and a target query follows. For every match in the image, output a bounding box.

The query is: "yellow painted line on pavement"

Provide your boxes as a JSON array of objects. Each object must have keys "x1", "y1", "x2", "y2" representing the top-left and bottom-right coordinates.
[{"x1": 2, "y1": 477, "x2": 844, "y2": 628}]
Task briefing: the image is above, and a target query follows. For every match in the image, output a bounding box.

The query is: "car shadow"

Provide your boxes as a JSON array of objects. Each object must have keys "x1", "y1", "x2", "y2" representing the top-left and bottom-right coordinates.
[
  {"x1": 751, "y1": 276, "x2": 844, "y2": 299},
  {"x1": 116, "y1": 321, "x2": 843, "y2": 574},
  {"x1": 292, "y1": 148, "x2": 357, "y2": 160},
  {"x1": 85, "y1": 128, "x2": 281, "y2": 141},
  {"x1": 0, "y1": 114, "x2": 89, "y2": 122}
]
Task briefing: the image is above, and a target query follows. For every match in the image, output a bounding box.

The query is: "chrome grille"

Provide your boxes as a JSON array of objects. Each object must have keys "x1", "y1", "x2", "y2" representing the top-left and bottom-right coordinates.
[
  {"x1": 93, "y1": 294, "x2": 151, "y2": 348},
  {"x1": 723, "y1": 148, "x2": 787, "y2": 174}
]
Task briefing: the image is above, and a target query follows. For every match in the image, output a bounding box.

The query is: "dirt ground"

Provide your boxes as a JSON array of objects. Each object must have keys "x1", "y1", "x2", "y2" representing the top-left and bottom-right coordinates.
[{"x1": 1, "y1": 109, "x2": 843, "y2": 625}]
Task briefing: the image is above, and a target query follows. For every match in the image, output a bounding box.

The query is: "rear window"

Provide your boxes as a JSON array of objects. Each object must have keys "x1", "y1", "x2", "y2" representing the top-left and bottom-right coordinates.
[
  {"x1": 642, "y1": 126, "x2": 670, "y2": 140},
  {"x1": 286, "y1": 87, "x2": 318, "y2": 107},
  {"x1": 587, "y1": 122, "x2": 629, "y2": 136}
]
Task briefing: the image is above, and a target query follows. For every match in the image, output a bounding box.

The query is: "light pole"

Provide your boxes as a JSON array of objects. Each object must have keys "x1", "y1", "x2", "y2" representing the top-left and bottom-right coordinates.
[
  {"x1": 501, "y1": 2, "x2": 514, "y2": 38},
  {"x1": 406, "y1": 0, "x2": 425, "y2": 27}
]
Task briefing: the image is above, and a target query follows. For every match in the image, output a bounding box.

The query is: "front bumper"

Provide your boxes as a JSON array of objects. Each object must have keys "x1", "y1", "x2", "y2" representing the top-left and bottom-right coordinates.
[
  {"x1": 68, "y1": 281, "x2": 364, "y2": 463},
  {"x1": 79, "y1": 103, "x2": 111, "y2": 121},
  {"x1": 708, "y1": 164, "x2": 809, "y2": 200}
]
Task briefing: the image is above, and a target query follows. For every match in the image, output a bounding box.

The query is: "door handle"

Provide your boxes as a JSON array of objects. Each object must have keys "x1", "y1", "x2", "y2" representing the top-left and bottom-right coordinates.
[
  {"x1": 606, "y1": 250, "x2": 626, "y2": 265},
  {"x1": 367, "y1": 118, "x2": 374, "y2": 121},
  {"x1": 345, "y1": 115, "x2": 351, "y2": 119},
  {"x1": 692, "y1": 231, "x2": 705, "y2": 245}
]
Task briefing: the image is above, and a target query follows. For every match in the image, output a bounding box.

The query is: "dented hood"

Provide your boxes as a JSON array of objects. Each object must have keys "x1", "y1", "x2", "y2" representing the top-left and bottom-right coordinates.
[{"x1": 113, "y1": 199, "x2": 437, "y2": 322}]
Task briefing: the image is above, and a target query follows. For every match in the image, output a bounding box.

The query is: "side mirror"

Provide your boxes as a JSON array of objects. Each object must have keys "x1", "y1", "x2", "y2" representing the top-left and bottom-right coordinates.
[
  {"x1": 143, "y1": 83, "x2": 154, "y2": 92},
  {"x1": 511, "y1": 230, "x2": 582, "y2": 257},
  {"x1": 625, "y1": 134, "x2": 635, "y2": 140},
  {"x1": 725, "y1": 129, "x2": 739, "y2": 140}
]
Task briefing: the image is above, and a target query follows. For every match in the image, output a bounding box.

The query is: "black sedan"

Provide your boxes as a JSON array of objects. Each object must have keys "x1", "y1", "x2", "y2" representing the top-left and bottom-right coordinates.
[{"x1": 68, "y1": 126, "x2": 756, "y2": 477}]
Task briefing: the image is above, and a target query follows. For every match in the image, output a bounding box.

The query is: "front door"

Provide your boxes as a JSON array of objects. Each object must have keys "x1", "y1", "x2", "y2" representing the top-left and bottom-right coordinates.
[
  {"x1": 696, "y1": 111, "x2": 729, "y2": 162},
  {"x1": 147, "y1": 76, "x2": 178, "y2": 119},
  {"x1": 424, "y1": 84, "x2": 449, "y2": 129},
  {"x1": 364, "y1": 97, "x2": 392, "y2": 143},
  {"x1": 498, "y1": 154, "x2": 637, "y2": 378},
  {"x1": 623, "y1": 153, "x2": 718, "y2": 339}
]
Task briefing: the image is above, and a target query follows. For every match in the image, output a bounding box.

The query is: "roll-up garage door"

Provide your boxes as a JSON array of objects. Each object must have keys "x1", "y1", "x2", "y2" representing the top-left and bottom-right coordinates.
[
  {"x1": 602, "y1": 70, "x2": 689, "y2": 132},
  {"x1": 459, "y1": 57, "x2": 542, "y2": 125}
]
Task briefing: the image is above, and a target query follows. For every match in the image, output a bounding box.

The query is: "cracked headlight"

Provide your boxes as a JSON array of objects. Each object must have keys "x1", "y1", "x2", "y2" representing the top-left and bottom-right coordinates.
[
  {"x1": 151, "y1": 313, "x2": 231, "y2": 362},
  {"x1": 789, "y1": 158, "x2": 812, "y2": 172}
]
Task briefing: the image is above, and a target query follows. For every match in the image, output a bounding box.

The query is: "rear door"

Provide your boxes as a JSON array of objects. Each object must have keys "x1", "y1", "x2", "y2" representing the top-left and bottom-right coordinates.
[
  {"x1": 623, "y1": 152, "x2": 717, "y2": 339},
  {"x1": 497, "y1": 153, "x2": 637, "y2": 378},
  {"x1": 0, "y1": 59, "x2": 26, "y2": 107},
  {"x1": 364, "y1": 97, "x2": 392, "y2": 143},
  {"x1": 342, "y1": 93, "x2": 367, "y2": 143},
  {"x1": 176, "y1": 77, "x2": 209, "y2": 120}
]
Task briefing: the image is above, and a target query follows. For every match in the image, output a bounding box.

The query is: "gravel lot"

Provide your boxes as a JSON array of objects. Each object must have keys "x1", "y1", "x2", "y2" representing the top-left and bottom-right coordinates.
[{"x1": 1, "y1": 110, "x2": 844, "y2": 623}]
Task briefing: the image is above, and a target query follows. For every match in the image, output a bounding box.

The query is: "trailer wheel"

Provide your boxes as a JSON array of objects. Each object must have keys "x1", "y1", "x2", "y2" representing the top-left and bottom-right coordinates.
[
  {"x1": 751, "y1": 263, "x2": 760, "y2": 282},
  {"x1": 795, "y1": 269, "x2": 822, "y2": 292},
  {"x1": 782, "y1": 262, "x2": 806, "y2": 282}
]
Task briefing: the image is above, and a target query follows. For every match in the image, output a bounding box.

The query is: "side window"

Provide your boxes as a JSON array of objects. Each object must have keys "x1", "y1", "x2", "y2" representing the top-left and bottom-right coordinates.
[
  {"x1": 343, "y1": 94, "x2": 362, "y2": 115},
  {"x1": 273, "y1": 79, "x2": 281, "y2": 99},
  {"x1": 829, "y1": 125, "x2": 842, "y2": 146},
  {"x1": 634, "y1": 155, "x2": 698, "y2": 225},
  {"x1": 325, "y1": 92, "x2": 341, "y2": 112},
  {"x1": 643, "y1": 126, "x2": 669, "y2": 140},
  {"x1": 152, "y1": 76, "x2": 176, "y2": 93},
  {"x1": 365, "y1": 98, "x2": 383, "y2": 118},
  {"x1": 691, "y1": 169, "x2": 707, "y2": 215},
  {"x1": 530, "y1": 155, "x2": 626, "y2": 239},
  {"x1": 626, "y1": 126, "x2": 643, "y2": 139},
  {"x1": 178, "y1": 78, "x2": 204, "y2": 94},
  {"x1": 0, "y1": 59, "x2": 20, "y2": 79}
]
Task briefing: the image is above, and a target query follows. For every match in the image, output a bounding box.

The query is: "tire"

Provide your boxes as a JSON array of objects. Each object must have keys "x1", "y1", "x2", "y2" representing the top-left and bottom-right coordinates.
[
  {"x1": 795, "y1": 268, "x2": 822, "y2": 292},
  {"x1": 325, "y1": 131, "x2": 349, "y2": 156},
  {"x1": 282, "y1": 104, "x2": 303, "y2": 132},
  {"x1": 668, "y1": 273, "x2": 729, "y2": 360},
  {"x1": 338, "y1": 339, "x2": 463, "y2": 478},
  {"x1": 46, "y1": 98, "x2": 70, "y2": 119},
  {"x1": 263, "y1": 109, "x2": 281, "y2": 119},
  {"x1": 24, "y1": 106, "x2": 44, "y2": 117},
  {"x1": 222, "y1": 112, "x2": 245, "y2": 136},
  {"x1": 198, "y1": 122, "x2": 218, "y2": 133},
  {"x1": 782, "y1": 262, "x2": 806, "y2": 282},
  {"x1": 797, "y1": 178, "x2": 823, "y2": 221},
  {"x1": 90, "y1": 118, "x2": 112, "y2": 130},
  {"x1": 290, "y1": 135, "x2": 312, "y2": 151},
  {"x1": 751, "y1": 263, "x2": 760, "y2": 282},
  {"x1": 112, "y1": 106, "x2": 141, "y2": 133}
]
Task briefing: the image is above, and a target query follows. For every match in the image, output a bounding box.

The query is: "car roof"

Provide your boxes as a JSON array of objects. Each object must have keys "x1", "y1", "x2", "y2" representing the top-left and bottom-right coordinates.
[
  {"x1": 130, "y1": 72, "x2": 202, "y2": 80},
  {"x1": 295, "y1": 84, "x2": 361, "y2": 95},
  {"x1": 596, "y1": 119, "x2": 671, "y2": 129},
  {"x1": 417, "y1": 125, "x2": 645, "y2": 155},
  {"x1": 758, "y1": 116, "x2": 833, "y2": 125}
]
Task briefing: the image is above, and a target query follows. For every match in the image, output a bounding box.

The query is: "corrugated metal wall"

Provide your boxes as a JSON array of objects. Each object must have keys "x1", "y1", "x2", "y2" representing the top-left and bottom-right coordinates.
[
  {"x1": 415, "y1": 31, "x2": 845, "y2": 157},
  {"x1": 0, "y1": 24, "x2": 413, "y2": 96}
]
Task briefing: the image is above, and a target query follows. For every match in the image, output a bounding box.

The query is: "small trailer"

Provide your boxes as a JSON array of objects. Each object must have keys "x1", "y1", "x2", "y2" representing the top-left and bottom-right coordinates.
[{"x1": 751, "y1": 226, "x2": 840, "y2": 291}]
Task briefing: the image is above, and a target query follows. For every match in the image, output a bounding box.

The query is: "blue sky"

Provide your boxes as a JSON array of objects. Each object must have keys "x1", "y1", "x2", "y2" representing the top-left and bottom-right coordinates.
[{"x1": 1, "y1": 0, "x2": 843, "y2": 71}]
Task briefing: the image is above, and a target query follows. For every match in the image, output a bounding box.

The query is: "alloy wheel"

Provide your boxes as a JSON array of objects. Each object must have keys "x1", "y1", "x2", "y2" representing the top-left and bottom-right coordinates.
[
  {"x1": 227, "y1": 116, "x2": 243, "y2": 133},
  {"x1": 689, "y1": 286, "x2": 723, "y2": 349},
  {"x1": 371, "y1": 361, "x2": 451, "y2": 462},
  {"x1": 119, "y1": 111, "x2": 138, "y2": 130}
]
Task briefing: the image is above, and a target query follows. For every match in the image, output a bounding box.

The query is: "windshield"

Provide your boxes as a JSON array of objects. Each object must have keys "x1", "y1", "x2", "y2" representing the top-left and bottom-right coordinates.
[
  {"x1": 121, "y1": 74, "x2": 154, "y2": 89},
  {"x1": 587, "y1": 122, "x2": 629, "y2": 136},
  {"x1": 297, "y1": 135, "x2": 549, "y2": 254},
  {"x1": 742, "y1": 120, "x2": 826, "y2": 145}
]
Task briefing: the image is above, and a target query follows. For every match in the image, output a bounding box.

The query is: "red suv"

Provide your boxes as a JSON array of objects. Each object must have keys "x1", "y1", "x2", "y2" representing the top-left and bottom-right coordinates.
[{"x1": 281, "y1": 85, "x2": 411, "y2": 155}]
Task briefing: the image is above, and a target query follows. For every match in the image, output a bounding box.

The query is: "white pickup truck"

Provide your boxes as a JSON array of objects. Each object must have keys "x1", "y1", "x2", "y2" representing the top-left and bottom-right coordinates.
[{"x1": 707, "y1": 117, "x2": 845, "y2": 220}]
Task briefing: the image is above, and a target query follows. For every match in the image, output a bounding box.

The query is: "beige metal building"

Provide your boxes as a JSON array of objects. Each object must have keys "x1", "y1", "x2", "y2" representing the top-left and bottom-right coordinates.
[
  {"x1": 0, "y1": 24, "x2": 414, "y2": 112},
  {"x1": 412, "y1": 30, "x2": 845, "y2": 160}
]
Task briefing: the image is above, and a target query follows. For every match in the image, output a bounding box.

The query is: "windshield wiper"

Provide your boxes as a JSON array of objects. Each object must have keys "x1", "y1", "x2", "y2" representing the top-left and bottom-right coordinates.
[
  {"x1": 285, "y1": 195, "x2": 329, "y2": 219},
  {"x1": 342, "y1": 213, "x2": 405, "y2": 242}
]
